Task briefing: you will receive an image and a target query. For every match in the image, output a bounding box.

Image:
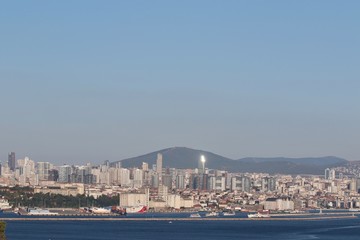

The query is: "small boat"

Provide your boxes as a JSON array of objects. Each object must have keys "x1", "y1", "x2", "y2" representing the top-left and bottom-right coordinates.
[
  {"x1": 205, "y1": 212, "x2": 219, "y2": 217},
  {"x1": 189, "y1": 213, "x2": 201, "y2": 218},
  {"x1": 349, "y1": 208, "x2": 360, "y2": 212},
  {"x1": 223, "y1": 211, "x2": 236, "y2": 216}
]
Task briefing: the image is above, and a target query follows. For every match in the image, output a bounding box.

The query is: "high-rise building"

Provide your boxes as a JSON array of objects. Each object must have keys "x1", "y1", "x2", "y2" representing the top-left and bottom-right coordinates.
[
  {"x1": 142, "y1": 162, "x2": 148, "y2": 171},
  {"x1": 8, "y1": 152, "x2": 15, "y2": 171},
  {"x1": 156, "y1": 153, "x2": 162, "y2": 175},
  {"x1": 329, "y1": 169, "x2": 336, "y2": 180},
  {"x1": 58, "y1": 165, "x2": 72, "y2": 182},
  {"x1": 175, "y1": 174, "x2": 185, "y2": 189},
  {"x1": 133, "y1": 169, "x2": 143, "y2": 188},
  {"x1": 36, "y1": 162, "x2": 51, "y2": 181},
  {"x1": 261, "y1": 177, "x2": 276, "y2": 192},
  {"x1": 156, "y1": 153, "x2": 163, "y2": 184},
  {"x1": 325, "y1": 168, "x2": 330, "y2": 180},
  {"x1": 242, "y1": 176, "x2": 251, "y2": 192},
  {"x1": 162, "y1": 174, "x2": 172, "y2": 189}
]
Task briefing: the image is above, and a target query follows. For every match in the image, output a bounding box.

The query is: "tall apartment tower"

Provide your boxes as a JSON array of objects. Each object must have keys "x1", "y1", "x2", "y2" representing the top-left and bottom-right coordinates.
[
  {"x1": 156, "y1": 153, "x2": 163, "y2": 184},
  {"x1": 156, "y1": 153, "x2": 162, "y2": 175},
  {"x1": 8, "y1": 152, "x2": 16, "y2": 171}
]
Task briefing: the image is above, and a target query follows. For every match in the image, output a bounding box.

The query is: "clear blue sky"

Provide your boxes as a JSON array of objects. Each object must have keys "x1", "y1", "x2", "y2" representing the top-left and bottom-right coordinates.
[{"x1": 1, "y1": 1, "x2": 359, "y2": 164}]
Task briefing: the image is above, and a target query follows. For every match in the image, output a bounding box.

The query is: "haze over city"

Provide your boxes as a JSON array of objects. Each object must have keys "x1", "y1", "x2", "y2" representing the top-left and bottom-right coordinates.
[{"x1": 1, "y1": 1, "x2": 359, "y2": 165}]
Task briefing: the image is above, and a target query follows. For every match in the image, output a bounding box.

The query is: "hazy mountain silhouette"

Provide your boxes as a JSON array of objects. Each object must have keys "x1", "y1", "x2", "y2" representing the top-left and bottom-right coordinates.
[{"x1": 112, "y1": 147, "x2": 347, "y2": 175}]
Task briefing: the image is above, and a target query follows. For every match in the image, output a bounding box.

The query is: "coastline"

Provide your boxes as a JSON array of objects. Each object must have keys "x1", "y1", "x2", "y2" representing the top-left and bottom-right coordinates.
[{"x1": 1, "y1": 215, "x2": 356, "y2": 221}]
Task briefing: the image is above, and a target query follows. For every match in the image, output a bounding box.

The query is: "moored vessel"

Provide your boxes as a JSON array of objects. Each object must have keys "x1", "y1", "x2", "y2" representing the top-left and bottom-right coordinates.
[
  {"x1": 248, "y1": 210, "x2": 270, "y2": 218},
  {"x1": 205, "y1": 211, "x2": 219, "y2": 217},
  {"x1": 189, "y1": 213, "x2": 201, "y2": 218}
]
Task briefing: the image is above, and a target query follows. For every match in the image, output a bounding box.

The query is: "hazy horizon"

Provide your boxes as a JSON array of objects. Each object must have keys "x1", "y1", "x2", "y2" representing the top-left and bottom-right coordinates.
[{"x1": 1, "y1": 1, "x2": 359, "y2": 164}]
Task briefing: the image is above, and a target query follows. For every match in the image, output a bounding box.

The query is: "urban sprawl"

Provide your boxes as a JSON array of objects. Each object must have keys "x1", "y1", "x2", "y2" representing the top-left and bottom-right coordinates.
[{"x1": 1, "y1": 152, "x2": 360, "y2": 212}]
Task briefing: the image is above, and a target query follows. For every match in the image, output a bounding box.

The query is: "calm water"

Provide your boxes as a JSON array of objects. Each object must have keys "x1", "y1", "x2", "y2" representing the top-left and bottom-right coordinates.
[{"x1": 4, "y1": 214, "x2": 360, "y2": 240}]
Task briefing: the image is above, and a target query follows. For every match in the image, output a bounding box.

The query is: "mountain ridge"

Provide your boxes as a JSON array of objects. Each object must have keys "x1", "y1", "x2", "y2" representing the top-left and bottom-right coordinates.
[{"x1": 112, "y1": 147, "x2": 347, "y2": 174}]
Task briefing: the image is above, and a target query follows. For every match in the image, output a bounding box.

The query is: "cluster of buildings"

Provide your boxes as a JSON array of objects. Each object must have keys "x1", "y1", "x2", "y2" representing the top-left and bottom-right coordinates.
[{"x1": 2, "y1": 152, "x2": 360, "y2": 211}]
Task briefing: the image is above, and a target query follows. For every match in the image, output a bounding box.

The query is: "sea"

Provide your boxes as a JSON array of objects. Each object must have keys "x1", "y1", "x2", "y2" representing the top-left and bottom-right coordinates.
[{"x1": 3, "y1": 212, "x2": 360, "y2": 240}]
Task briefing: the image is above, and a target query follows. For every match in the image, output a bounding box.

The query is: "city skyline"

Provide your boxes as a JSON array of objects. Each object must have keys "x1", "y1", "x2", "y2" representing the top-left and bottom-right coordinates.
[{"x1": 1, "y1": 1, "x2": 360, "y2": 164}]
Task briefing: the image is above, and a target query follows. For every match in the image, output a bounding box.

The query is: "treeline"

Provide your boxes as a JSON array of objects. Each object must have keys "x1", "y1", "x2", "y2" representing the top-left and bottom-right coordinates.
[{"x1": 0, "y1": 186, "x2": 119, "y2": 208}]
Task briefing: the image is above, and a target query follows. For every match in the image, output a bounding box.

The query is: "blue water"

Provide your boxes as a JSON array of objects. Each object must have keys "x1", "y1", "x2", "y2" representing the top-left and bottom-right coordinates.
[{"x1": 4, "y1": 214, "x2": 360, "y2": 239}]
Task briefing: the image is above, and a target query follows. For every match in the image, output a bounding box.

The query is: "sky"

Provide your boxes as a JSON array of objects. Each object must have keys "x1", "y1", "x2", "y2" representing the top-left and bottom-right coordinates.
[{"x1": 0, "y1": 1, "x2": 359, "y2": 164}]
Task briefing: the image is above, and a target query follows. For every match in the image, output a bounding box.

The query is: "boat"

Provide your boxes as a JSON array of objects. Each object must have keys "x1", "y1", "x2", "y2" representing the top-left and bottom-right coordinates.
[
  {"x1": 189, "y1": 213, "x2": 201, "y2": 218},
  {"x1": 349, "y1": 208, "x2": 360, "y2": 212},
  {"x1": 205, "y1": 212, "x2": 219, "y2": 217},
  {"x1": 223, "y1": 211, "x2": 236, "y2": 216},
  {"x1": 125, "y1": 205, "x2": 147, "y2": 213},
  {"x1": 248, "y1": 210, "x2": 270, "y2": 218},
  {"x1": 27, "y1": 208, "x2": 59, "y2": 216}
]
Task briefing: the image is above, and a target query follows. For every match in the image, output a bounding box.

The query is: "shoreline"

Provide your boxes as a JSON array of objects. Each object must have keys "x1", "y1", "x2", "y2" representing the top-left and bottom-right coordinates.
[{"x1": 0, "y1": 215, "x2": 356, "y2": 221}]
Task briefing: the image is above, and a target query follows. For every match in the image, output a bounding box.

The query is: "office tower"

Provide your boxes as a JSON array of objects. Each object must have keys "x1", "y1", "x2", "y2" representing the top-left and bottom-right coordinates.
[{"x1": 8, "y1": 152, "x2": 15, "y2": 171}]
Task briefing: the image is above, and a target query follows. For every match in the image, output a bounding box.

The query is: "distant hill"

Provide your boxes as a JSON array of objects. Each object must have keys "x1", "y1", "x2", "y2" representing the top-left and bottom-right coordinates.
[{"x1": 112, "y1": 147, "x2": 348, "y2": 175}]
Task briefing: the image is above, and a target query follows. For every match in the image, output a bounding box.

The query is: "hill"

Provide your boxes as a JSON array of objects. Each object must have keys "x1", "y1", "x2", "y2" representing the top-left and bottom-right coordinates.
[{"x1": 112, "y1": 147, "x2": 347, "y2": 175}]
